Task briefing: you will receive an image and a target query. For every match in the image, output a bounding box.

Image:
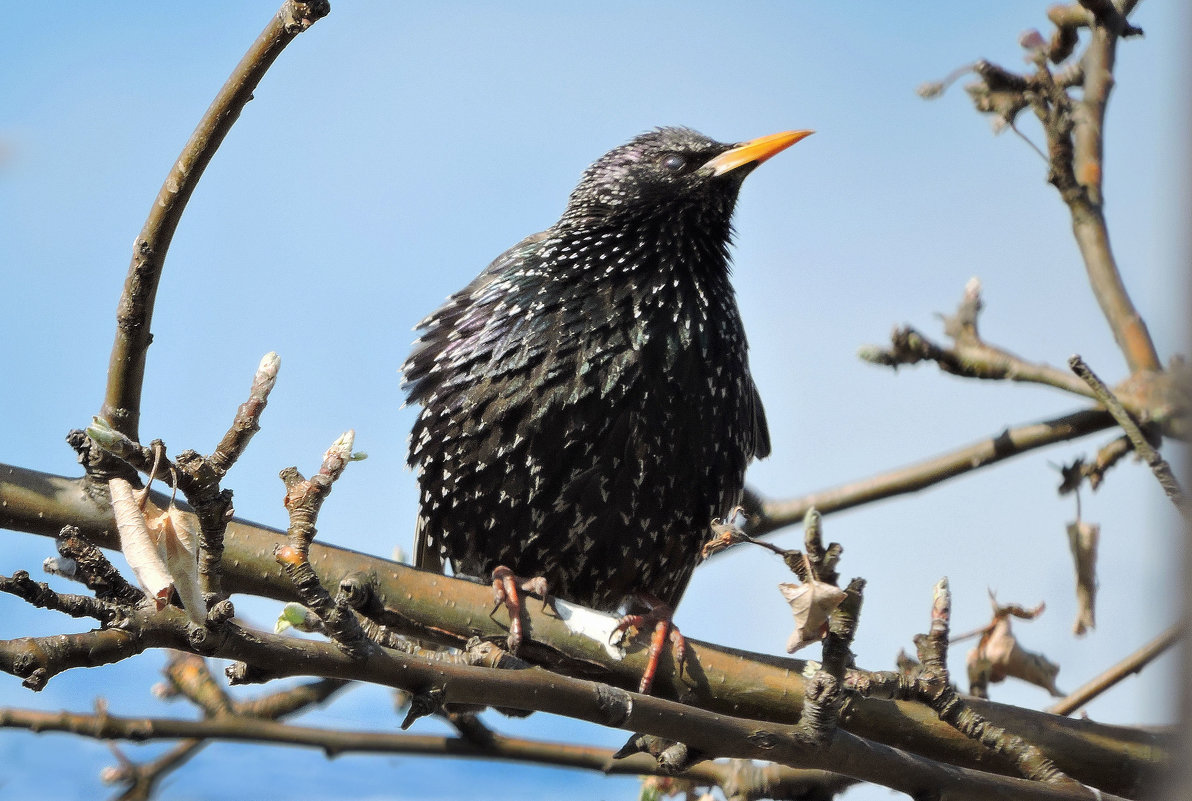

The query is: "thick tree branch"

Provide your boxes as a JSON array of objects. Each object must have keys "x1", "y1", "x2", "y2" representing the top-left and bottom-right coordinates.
[
  {"x1": 851, "y1": 580, "x2": 1078, "y2": 788},
  {"x1": 99, "y1": 1, "x2": 328, "y2": 443},
  {"x1": 0, "y1": 601, "x2": 1129, "y2": 801},
  {"x1": 0, "y1": 464, "x2": 1164, "y2": 797}
]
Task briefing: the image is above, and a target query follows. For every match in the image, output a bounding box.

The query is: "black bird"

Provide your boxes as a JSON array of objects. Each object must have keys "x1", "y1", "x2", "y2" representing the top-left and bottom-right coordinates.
[{"x1": 403, "y1": 126, "x2": 810, "y2": 690}]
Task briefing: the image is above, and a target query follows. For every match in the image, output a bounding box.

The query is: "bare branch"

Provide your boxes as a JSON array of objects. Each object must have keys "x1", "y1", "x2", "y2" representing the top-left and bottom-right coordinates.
[
  {"x1": 851, "y1": 581, "x2": 1078, "y2": 789},
  {"x1": 1069, "y1": 355, "x2": 1192, "y2": 522},
  {"x1": 1047, "y1": 624, "x2": 1183, "y2": 716},
  {"x1": 0, "y1": 705, "x2": 854, "y2": 798},
  {"x1": 923, "y1": 2, "x2": 1160, "y2": 375},
  {"x1": 747, "y1": 408, "x2": 1114, "y2": 537},
  {"x1": 1035, "y1": 2, "x2": 1158, "y2": 375},
  {"x1": 99, "y1": 1, "x2": 329, "y2": 442},
  {"x1": 0, "y1": 463, "x2": 1166, "y2": 797},
  {"x1": 860, "y1": 279, "x2": 1099, "y2": 402},
  {"x1": 0, "y1": 601, "x2": 1132, "y2": 801}
]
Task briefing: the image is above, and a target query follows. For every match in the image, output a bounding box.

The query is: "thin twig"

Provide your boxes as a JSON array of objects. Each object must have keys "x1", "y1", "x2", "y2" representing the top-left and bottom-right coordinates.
[
  {"x1": 99, "y1": 1, "x2": 329, "y2": 442},
  {"x1": 747, "y1": 408, "x2": 1114, "y2": 537},
  {"x1": 862, "y1": 326, "x2": 1099, "y2": 401},
  {"x1": 1047, "y1": 624, "x2": 1183, "y2": 716},
  {"x1": 860, "y1": 279, "x2": 1104, "y2": 403}
]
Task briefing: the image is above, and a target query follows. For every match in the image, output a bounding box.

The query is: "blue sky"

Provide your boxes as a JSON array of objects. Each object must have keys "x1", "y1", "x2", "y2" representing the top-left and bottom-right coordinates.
[{"x1": 1, "y1": 3, "x2": 1186, "y2": 799}]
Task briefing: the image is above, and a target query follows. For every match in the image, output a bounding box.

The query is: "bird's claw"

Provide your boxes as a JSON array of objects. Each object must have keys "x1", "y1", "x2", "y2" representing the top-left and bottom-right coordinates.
[
  {"x1": 491, "y1": 566, "x2": 549, "y2": 652},
  {"x1": 612, "y1": 595, "x2": 686, "y2": 694}
]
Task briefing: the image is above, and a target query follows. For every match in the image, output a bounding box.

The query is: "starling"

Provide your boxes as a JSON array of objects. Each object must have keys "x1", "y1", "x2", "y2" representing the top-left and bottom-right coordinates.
[{"x1": 403, "y1": 126, "x2": 810, "y2": 688}]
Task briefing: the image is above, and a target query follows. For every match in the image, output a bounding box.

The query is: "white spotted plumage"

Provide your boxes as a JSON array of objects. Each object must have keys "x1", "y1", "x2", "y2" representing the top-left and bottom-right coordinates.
[{"x1": 402, "y1": 127, "x2": 772, "y2": 613}]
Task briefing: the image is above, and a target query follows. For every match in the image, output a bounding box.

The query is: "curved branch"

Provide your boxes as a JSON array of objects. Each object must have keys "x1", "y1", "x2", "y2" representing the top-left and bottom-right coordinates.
[{"x1": 99, "y1": 1, "x2": 329, "y2": 441}]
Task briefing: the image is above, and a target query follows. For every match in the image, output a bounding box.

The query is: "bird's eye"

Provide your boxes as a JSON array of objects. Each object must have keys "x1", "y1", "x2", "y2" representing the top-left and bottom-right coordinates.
[{"x1": 661, "y1": 154, "x2": 686, "y2": 172}]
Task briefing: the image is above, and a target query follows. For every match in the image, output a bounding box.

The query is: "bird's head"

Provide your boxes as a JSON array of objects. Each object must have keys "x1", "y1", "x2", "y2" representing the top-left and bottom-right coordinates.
[{"x1": 559, "y1": 126, "x2": 812, "y2": 229}]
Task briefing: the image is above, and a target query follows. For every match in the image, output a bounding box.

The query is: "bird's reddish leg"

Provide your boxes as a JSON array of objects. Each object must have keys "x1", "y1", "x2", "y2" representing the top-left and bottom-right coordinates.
[
  {"x1": 612, "y1": 593, "x2": 686, "y2": 694},
  {"x1": 491, "y1": 565, "x2": 549, "y2": 652}
]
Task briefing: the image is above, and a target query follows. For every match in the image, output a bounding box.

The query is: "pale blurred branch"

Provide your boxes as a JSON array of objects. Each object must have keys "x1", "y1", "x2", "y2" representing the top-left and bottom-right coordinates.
[
  {"x1": 1069, "y1": 355, "x2": 1192, "y2": 523},
  {"x1": 1046, "y1": 624, "x2": 1183, "y2": 716},
  {"x1": 924, "y1": 0, "x2": 1158, "y2": 377},
  {"x1": 0, "y1": 705, "x2": 856, "y2": 800}
]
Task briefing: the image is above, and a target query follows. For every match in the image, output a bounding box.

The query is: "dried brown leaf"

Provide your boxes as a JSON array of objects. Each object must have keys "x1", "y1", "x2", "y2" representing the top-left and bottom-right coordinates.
[
  {"x1": 1066, "y1": 520, "x2": 1099, "y2": 635},
  {"x1": 779, "y1": 579, "x2": 847, "y2": 653},
  {"x1": 109, "y1": 478, "x2": 174, "y2": 610},
  {"x1": 109, "y1": 477, "x2": 206, "y2": 624},
  {"x1": 145, "y1": 501, "x2": 206, "y2": 625},
  {"x1": 968, "y1": 615, "x2": 1061, "y2": 696}
]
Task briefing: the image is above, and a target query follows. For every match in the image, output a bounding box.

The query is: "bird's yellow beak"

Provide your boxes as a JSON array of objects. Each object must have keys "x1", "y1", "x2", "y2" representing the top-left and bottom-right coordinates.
[{"x1": 703, "y1": 129, "x2": 814, "y2": 177}]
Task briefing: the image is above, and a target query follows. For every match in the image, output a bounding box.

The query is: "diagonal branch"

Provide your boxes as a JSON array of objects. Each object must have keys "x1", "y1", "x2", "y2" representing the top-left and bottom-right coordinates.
[
  {"x1": 745, "y1": 408, "x2": 1114, "y2": 537},
  {"x1": 99, "y1": 0, "x2": 329, "y2": 443},
  {"x1": 924, "y1": 1, "x2": 1159, "y2": 377},
  {"x1": 1068, "y1": 355, "x2": 1191, "y2": 522},
  {"x1": 1046, "y1": 623, "x2": 1182, "y2": 716}
]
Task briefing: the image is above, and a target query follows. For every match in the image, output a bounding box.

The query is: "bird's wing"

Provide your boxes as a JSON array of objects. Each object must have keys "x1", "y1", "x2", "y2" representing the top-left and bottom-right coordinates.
[
  {"x1": 402, "y1": 231, "x2": 550, "y2": 405},
  {"x1": 406, "y1": 231, "x2": 551, "y2": 574}
]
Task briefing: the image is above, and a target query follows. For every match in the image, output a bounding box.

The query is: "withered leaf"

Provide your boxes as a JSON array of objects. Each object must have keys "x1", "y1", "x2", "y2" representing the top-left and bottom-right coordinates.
[
  {"x1": 967, "y1": 613, "x2": 1061, "y2": 696},
  {"x1": 779, "y1": 579, "x2": 847, "y2": 653},
  {"x1": 1066, "y1": 520, "x2": 1099, "y2": 636}
]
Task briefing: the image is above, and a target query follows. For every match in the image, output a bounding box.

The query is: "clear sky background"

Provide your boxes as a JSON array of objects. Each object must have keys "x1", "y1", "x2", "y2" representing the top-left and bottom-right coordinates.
[{"x1": 1, "y1": 3, "x2": 1186, "y2": 800}]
